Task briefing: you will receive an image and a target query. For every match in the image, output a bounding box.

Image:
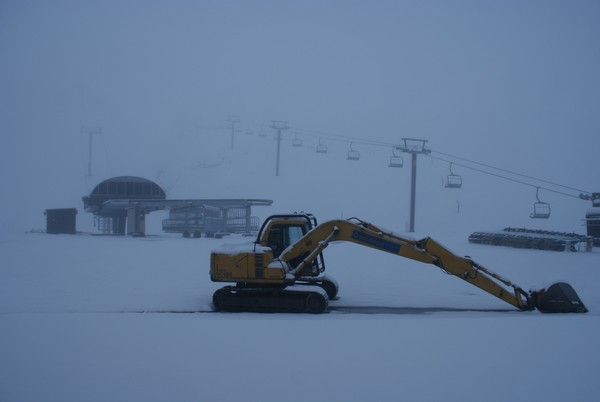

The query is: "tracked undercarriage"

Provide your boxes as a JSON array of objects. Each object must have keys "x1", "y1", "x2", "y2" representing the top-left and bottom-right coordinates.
[
  {"x1": 213, "y1": 285, "x2": 329, "y2": 313},
  {"x1": 212, "y1": 275, "x2": 338, "y2": 313}
]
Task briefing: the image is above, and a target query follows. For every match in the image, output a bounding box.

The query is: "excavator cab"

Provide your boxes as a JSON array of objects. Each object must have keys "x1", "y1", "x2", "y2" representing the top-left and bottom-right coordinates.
[{"x1": 257, "y1": 213, "x2": 325, "y2": 275}]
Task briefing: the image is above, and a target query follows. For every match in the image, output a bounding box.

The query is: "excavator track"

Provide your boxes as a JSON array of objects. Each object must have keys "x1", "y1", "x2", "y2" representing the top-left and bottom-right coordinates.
[
  {"x1": 213, "y1": 286, "x2": 329, "y2": 313},
  {"x1": 296, "y1": 275, "x2": 339, "y2": 299}
]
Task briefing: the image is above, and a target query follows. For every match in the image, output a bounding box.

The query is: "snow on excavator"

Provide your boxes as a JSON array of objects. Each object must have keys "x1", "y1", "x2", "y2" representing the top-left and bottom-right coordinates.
[{"x1": 210, "y1": 213, "x2": 588, "y2": 314}]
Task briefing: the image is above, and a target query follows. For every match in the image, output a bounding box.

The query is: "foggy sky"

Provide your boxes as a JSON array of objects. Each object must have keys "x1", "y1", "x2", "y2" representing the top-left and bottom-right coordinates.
[{"x1": 1, "y1": 0, "x2": 599, "y2": 231}]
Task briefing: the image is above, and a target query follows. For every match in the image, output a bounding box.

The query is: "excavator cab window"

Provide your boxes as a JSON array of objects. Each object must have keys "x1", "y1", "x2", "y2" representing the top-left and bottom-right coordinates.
[
  {"x1": 266, "y1": 228, "x2": 284, "y2": 257},
  {"x1": 266, "y1": 224, "x2": 307, "y2": 258},
  {"x1": 287, "y1": 225, "x2": 304, "y2": 244}
]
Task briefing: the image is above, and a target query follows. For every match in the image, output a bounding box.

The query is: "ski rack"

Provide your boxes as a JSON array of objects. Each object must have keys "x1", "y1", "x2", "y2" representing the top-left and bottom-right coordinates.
[{"x1": 468, "y1": 228, "x2": 594, "y2": 252}]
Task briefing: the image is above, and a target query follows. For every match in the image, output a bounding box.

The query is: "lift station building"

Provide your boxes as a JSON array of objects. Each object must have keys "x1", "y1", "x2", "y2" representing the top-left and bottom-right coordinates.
[{"x1": 83, "y1": 176, "x2": 272, "y2": 237}]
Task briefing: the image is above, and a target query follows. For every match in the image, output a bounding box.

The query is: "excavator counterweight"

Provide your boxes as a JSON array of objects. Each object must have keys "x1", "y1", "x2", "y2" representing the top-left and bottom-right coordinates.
[{"x1": 209, "y1": 214, "x2": 588, "y2": 314}]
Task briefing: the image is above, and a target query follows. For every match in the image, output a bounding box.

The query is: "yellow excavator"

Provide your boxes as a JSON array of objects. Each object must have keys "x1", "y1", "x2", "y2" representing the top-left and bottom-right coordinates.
[{"x1": 210, "y1": 213, "x2": 588, "y2": 314}]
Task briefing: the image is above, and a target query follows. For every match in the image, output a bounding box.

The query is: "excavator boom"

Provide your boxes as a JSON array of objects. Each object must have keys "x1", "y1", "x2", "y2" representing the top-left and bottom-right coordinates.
[{"x1": 210, "y1": 214, "x2": 588, "y2": 313}]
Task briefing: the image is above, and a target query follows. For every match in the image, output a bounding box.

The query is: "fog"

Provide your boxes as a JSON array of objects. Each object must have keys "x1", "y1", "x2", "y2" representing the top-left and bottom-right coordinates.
[
  {"x1": 1, "y1": 4, "x2": 600, "y2": 400},
  {"x1": 1, "y1": 0, "x2": 599, "y2": 233}
]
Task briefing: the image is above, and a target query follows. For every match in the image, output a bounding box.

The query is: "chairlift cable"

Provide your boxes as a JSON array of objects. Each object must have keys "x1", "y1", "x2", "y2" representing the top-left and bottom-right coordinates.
[
  {"x1": 429, "y1": 155, "x2": 582, "y2": 200},
  {"x1": 292, "y1": 128, "x2": 395, "y2": 148},
  {"x1": 432, "y1": 150, "x2": 592, "y2": 195},
  {"x1": 275, "y1": 126, "x2": 592, "y2": 199}
]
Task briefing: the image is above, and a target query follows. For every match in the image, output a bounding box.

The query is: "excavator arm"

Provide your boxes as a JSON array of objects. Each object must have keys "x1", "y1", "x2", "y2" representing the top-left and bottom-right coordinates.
[{"x1": 277, "y1": 217, "x2": 585, "y2": 313}]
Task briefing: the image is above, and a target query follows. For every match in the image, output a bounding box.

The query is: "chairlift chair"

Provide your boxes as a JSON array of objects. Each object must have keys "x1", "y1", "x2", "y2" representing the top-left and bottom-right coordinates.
[
  {"x1": 445, "y1": 175, "x2": 463, "y2": 188},
  {"x1": 347, "y1": 143, "x2": 360, "y2": 160},
  {"x1": 292, "y1": 136, "x2": 303, "y2": 147},
  {"x1": 388, "y1": 147, "x2": 404, "y2": 167},
  {"x1": 316, "y1": 139, "x2": 328, "y2": 154},
  {"x1": 444, "y1": 163, "x2": 462, "y2": 188},
  {"x1": 530, "y1": 187, "x2": 551, "y2": 219}
]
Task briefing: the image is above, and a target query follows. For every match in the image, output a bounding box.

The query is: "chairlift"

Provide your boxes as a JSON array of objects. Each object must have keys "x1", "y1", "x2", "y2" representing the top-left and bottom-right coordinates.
[
  {"x1": 347, "y1": 143, "x2": 360, "y2": 161},
  {"x1": 530, "y1": 187, "x2": 551, "y2": 219},
  {"x1": 444, "y1": 163, "x2": 462, "y2": 188},
  {"x1": 316, "y1": 139, "x2": 328, "y2": 154},
  {"x1": 388, "y1": 147, "x2": 404, "y2": 168},
  {"x1": 292, "y1": 135, "x2": 303, "y2": 147}
]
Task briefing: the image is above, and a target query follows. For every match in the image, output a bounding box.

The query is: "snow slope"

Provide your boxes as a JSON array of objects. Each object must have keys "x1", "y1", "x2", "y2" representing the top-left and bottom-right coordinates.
[{"x1": 1, "y1": 230, "x2": 599, "y2": 402}]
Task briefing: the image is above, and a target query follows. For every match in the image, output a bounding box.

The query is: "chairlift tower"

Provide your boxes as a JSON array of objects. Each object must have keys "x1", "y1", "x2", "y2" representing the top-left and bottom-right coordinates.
[
  {"x1": 227, "y1": 116, "x2": 240, "y2": 149},
  {"x1": 398, "y1": 138, "x2": 431, "y2": 232},
  {"x1": 271, "y1": 121, "x2": 289, "y2": 176},
  {"x1": 81, "y1": 126, "x2": 101, "y2": 177}
]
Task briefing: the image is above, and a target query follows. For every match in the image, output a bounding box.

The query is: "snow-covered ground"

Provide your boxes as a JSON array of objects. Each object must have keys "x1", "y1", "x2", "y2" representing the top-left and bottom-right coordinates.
[{"x1": 2, "y1": 218, "x2": 599, "y2": 401}]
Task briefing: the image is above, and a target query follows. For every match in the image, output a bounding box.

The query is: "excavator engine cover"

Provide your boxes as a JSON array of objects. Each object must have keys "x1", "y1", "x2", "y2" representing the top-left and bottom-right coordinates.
[{"x1": 537, "y1": 283, "x2": 588, "y2": 313}]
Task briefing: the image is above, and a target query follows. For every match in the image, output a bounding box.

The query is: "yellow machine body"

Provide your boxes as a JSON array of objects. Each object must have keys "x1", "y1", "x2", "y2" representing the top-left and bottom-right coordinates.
[{"x1": 211, "y1": 247, "x2": 286, "y2": 283}]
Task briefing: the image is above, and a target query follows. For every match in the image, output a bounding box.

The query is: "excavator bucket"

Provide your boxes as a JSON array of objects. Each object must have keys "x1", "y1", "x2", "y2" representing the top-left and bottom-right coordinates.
[{"x1": 536, "y1": 283, "x2": 588, "y2": 313}]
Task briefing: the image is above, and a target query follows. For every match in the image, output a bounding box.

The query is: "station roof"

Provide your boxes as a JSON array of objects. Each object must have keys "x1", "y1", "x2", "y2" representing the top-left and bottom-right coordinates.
[
  {"x1": 96, "y1": 198, "x2": 273, "y2": 213},
  {"x1": 83, "y1": 176, "x2": 166, "y2": 213},
  {"x1": 83, "y1": 176, "x2": 272, "y2": 216}
]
